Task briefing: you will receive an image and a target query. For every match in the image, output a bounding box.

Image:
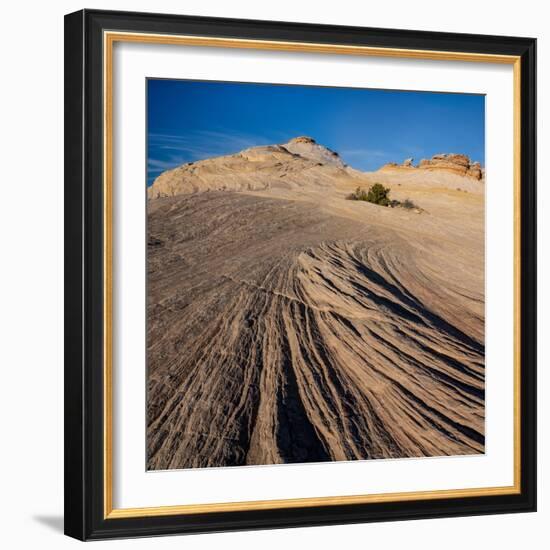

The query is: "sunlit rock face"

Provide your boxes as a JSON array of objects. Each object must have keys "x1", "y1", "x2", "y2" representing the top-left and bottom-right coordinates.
[{"x1": 146, "y1": 137, "x2": 485, "y2": 470}]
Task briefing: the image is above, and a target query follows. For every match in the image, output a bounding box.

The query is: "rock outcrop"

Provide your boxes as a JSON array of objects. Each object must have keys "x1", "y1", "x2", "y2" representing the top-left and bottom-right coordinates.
[
  {"x1": 379, "y1": 154, "x2": 484, "y2": 180},
  {"x1": 283, "y1": 136, "x2": 346, "y2": 169},
  {"x1": 466, "y1": 162, "x2": 483, "y2": 179},
  {"x1": 148, "y1": 137, "x2": 352, "y2": 199},
  {"x1": 149, "y1": 138, "x2": 484, "y2": 201}
]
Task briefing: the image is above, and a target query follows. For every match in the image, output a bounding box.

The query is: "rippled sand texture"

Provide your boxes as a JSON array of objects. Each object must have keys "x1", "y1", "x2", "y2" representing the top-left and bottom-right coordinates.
[{"x1": 147, "y1": 174, "x2": 485, "y2": 469}]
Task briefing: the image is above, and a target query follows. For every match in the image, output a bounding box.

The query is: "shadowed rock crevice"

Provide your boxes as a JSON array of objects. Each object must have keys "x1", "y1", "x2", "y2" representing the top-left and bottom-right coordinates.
[{"x1": 273, "y1": 332, "x2": 331, "y2": 463}]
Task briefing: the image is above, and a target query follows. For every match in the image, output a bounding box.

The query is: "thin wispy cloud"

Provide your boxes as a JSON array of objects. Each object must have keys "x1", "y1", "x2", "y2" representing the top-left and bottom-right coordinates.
[
  {"x1": 149, "y1": 130, "x2": 272, "y2": 158},
  {"x1": 148, "y1": 158, "x2": 187, "y2": 171},
  {"x1": 147, "y1": 79, "x2": 484, "y2": 185},
  {"x1": 147, "y1": 129, "x2": 275, "y2": 184}
]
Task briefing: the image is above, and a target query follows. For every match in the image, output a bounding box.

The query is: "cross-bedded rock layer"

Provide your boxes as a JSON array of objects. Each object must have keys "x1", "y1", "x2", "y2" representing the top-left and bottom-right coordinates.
[{"x1": 146, "y1": 169, "x2": 484, "y2": 470}]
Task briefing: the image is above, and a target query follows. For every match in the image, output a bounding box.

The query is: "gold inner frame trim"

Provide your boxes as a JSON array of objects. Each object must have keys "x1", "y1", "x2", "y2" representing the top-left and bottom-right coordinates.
[{"x1": 103, "y1": 30, "x2": 522, "y2": 520}]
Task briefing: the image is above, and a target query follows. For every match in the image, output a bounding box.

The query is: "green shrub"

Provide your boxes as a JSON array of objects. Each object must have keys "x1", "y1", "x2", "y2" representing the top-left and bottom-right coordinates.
[
  {"x1": 366, "y1": 183, "x2": 391, "y2": 206},
  {"x1": 347, "y1": 183, "x2": 391, "y2": 206},
  {"x1": 347, "y1": 185, "x2": 421, "y2": 212},
  {"x1": 347, "y1": 186, "x2": 368, "y2": 201}
]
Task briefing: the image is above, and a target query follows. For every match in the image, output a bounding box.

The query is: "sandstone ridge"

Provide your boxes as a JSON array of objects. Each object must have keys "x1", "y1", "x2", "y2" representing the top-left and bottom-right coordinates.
[
  {"x1": 148, "y1": 136, "x2": 353, "y2": 199},
  {"x1": 379, "y1": 153, "x2": 484, "y2": 180},
  {"x1": 148, "y1": 137, "x2": 485, "y2": 200}
]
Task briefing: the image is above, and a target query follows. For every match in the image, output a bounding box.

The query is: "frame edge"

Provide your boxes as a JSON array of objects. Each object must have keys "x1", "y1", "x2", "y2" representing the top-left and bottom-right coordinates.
[
  {"x1": 64, "y1": 9, "x2": 538, "y2": 540},
  {"x1": 64, "y1": 9, "x2": 86, "y2": 542}
]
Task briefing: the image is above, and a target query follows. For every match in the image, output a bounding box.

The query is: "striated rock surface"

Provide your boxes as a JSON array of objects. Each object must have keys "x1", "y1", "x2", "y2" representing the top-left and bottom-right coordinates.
[
  {"x1": 283, "y1": 136, "x2": 347, "y2": 169},
  {"x1": 146, "y1": 137, "x2": 485, "y2": 470},
  {"x1": 466, "y1": 161, "x2": 483, "y2": 179},
  {"x1": 418, "y1": 153, "x2": 471, "y2": 176},
  {"x1": 380, "y1": 154, "x2": 483, "y2": 181},
  {"x1": 148, "y1": 137, "x2": 353, "y2": 199}
]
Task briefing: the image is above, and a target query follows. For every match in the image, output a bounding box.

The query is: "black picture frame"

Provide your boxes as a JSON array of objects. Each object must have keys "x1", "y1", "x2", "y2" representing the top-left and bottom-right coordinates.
[{"x1": 64, "y1": 8, "x2": 537, "y2": 541}]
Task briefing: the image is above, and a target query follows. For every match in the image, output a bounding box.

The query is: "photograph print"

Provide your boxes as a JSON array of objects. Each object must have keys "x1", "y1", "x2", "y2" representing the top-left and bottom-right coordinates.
[{"x1": 146, "y1": 79, "x2": 485, "y2": 471}]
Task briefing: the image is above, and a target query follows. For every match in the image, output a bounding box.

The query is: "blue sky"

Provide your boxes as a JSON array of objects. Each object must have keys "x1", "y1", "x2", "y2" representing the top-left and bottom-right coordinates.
[{"x1": 147, "y1": 79, "x2": 485, "y2": 186}]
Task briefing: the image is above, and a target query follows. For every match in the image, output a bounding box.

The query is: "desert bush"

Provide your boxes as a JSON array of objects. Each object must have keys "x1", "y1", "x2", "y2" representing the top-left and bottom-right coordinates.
[
  {"x1": 347, "y1": 183, "x2": 391, "y2": 206},
  {"x1": 346, "y1": 186, "x2": 368, "y2": 201},
  {"x1": 367, "y1": 183, "x2": 391, "y2": 206}
]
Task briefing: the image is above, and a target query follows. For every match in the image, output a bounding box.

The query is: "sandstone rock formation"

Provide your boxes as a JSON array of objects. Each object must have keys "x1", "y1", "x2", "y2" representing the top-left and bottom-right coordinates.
[
  {"x1": 466, "y1": 161, "x2": 483, "y2": 179},
  {"x1": 283, "y1": 136, "x2": 347, "y2": 168},
  {"x1": 148, "y1": 137, "x2": 354, "y2": 199},
  {"x1": 379, "y1": 153, "x2": 484, "y2": 181},
  {"x1": 146, "y1": 137, "x2": 485, "y2": 470}
]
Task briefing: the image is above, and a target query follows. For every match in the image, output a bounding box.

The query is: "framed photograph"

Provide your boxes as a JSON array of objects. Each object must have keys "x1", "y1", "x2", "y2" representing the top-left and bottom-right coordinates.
[{"x1": 64, "y1": 9, "x2": 536, "y2": 540}]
